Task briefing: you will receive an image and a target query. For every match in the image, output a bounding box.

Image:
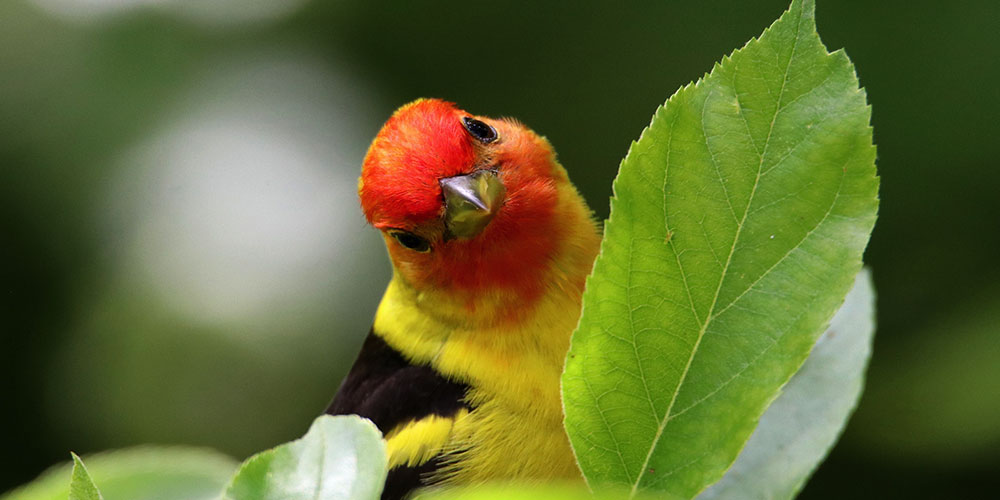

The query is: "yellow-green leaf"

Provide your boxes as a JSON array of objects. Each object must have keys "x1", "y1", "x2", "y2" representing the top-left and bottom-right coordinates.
[
  {"x1": 2, "y1": 447, "x2": 237, "y2": 500},
  {"x1": 69, "y1": 454, "x2": 103, "y2": 500}
]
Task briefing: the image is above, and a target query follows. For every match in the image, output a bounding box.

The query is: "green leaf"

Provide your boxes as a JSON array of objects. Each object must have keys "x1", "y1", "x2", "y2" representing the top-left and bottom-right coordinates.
[
  {"x1": 223, "y1": 415, "x2": 387, "y2": 500},
  {"x1": 698, "y1": 269, "x2": 876, "y2": 500},
  {"x1": 2, "y1": 447, "x2": 238, "y2": 500},
  {"x1": 562, "y1": 0, "x2": 878, "y2": 497},
  {"x1": 69, "y1": 453, "x2": 104, "y2": 500}
]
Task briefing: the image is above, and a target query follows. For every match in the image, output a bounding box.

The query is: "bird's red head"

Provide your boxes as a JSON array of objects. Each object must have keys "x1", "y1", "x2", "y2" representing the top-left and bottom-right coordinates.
[{"x1": 359, "y1": 99, "x2": 588, "y2": 310}]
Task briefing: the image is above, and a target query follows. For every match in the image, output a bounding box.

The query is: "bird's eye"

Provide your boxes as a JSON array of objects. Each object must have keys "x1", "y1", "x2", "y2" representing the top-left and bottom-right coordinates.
[
  {"x1": 462, "y1": 117, "x2": 498, "y2": 144},
  {"x1": 388, "y1": 230, "x2": 431, "y2": 252}
]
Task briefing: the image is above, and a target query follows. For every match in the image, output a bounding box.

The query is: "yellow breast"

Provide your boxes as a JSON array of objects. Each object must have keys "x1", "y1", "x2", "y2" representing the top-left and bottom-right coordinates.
[{"x1": 372, "y1": 272, "x2": 588, "y2": 485}]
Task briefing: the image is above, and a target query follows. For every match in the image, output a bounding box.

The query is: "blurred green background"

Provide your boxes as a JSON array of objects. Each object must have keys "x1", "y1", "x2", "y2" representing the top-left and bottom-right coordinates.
[{"x1": 2, "y1": 0, "x2": 997, "y2": 498}]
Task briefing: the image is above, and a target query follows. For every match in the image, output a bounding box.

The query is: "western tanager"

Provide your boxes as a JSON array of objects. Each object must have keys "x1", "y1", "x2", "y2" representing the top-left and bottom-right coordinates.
[{"x1": 327, "y1": 99, "x2": 600, "y2": 499}]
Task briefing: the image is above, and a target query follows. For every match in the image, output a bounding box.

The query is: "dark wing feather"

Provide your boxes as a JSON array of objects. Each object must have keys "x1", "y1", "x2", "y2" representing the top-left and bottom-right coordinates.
[{"x1": 326, "y1": 329, "x2": 470, "y2": 500}]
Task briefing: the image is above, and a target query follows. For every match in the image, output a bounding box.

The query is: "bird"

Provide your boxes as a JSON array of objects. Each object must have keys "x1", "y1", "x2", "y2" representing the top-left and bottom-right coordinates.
[{"x1": 326, "y1": 98, "x2": 601, "y2": 499}]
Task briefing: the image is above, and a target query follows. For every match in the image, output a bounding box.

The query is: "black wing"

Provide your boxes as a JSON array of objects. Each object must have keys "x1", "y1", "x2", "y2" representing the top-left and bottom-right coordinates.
[{"x1": 326, "y1": 329, "x2": 471, "y2": 500}]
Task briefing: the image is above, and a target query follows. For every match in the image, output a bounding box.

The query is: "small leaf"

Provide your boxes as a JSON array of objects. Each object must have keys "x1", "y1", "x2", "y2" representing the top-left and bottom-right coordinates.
[
  {"x1": 698, "y1": 269, "x2": 876, "y2": 500},
  {"x1": 562, "y1": 0, "x2": 878, "y2": 497},
  {"x1": 69, "y1": 453, "x2": 104, "y2": 500},
  {"x1": 223, "y1": 415, "x2": 387, "y2": 500},
  {"x1": 2, "y1": 446, "x2": 237, "y2": 500}
]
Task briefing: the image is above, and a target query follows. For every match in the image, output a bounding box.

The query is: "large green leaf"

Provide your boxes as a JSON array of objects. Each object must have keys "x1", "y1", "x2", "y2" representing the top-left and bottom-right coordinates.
[
  {"x1": 69, "y1": 454, "x2": 104, "y2": 500},
  {"x1": 2, "y1": 447, "x2": 237, "y2": 500},
  {"x1": 698, "y1": 269, "x2": 876, "y2": 500},
  {"x1": 222, "y1": 415, "x2": 387, "y2": 500},
  {"x1": 562, "y1": 0, "x2": 878, "y2": 497}
]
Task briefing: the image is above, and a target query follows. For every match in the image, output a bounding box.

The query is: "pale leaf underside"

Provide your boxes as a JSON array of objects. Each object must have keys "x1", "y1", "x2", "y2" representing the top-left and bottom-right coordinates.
[{"x1": 697, "y1": 269, "x2": 876, "y2": 500}]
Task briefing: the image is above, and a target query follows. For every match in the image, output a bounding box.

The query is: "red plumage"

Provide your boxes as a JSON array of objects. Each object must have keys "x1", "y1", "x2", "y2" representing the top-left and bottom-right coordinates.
[
  {"x1": 359, "y1": 98, "x2": 573, "y2": 312},
  {"x1": 360, "y1": 99, "x2": 475, "y2": 229}
]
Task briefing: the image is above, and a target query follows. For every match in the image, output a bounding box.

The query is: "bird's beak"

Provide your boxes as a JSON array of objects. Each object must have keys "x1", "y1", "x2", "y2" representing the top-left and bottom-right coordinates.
[{"x1": 440, "y1": 170, "x2": 506, "y2": 238}]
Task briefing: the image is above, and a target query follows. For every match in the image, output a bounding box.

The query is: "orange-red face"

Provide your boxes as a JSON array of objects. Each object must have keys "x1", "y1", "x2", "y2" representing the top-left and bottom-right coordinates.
[{"x1": 359, "y1": 99, "x2": 569, "y2": 299}]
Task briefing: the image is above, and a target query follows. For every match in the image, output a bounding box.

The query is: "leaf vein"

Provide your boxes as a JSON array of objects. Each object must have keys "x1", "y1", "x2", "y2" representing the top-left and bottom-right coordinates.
[{"x1": 628, "y1": 7, "x2": 805, "y2": 495}]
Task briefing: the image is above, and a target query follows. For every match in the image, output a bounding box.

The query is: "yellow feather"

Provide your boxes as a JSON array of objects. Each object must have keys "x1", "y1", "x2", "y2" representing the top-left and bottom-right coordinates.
[
  {"x1": 385, "y1": 410, "x2": 468, "y2": 469},
  {"x1": 372, "y1": 178, "x2": 600, "y2": 485}
]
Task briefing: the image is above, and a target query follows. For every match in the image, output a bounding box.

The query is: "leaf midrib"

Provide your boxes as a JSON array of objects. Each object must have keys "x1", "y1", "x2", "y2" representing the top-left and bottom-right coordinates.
[{"x1": 627, "y1": 8, "x2": 804, "y2": 496}]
